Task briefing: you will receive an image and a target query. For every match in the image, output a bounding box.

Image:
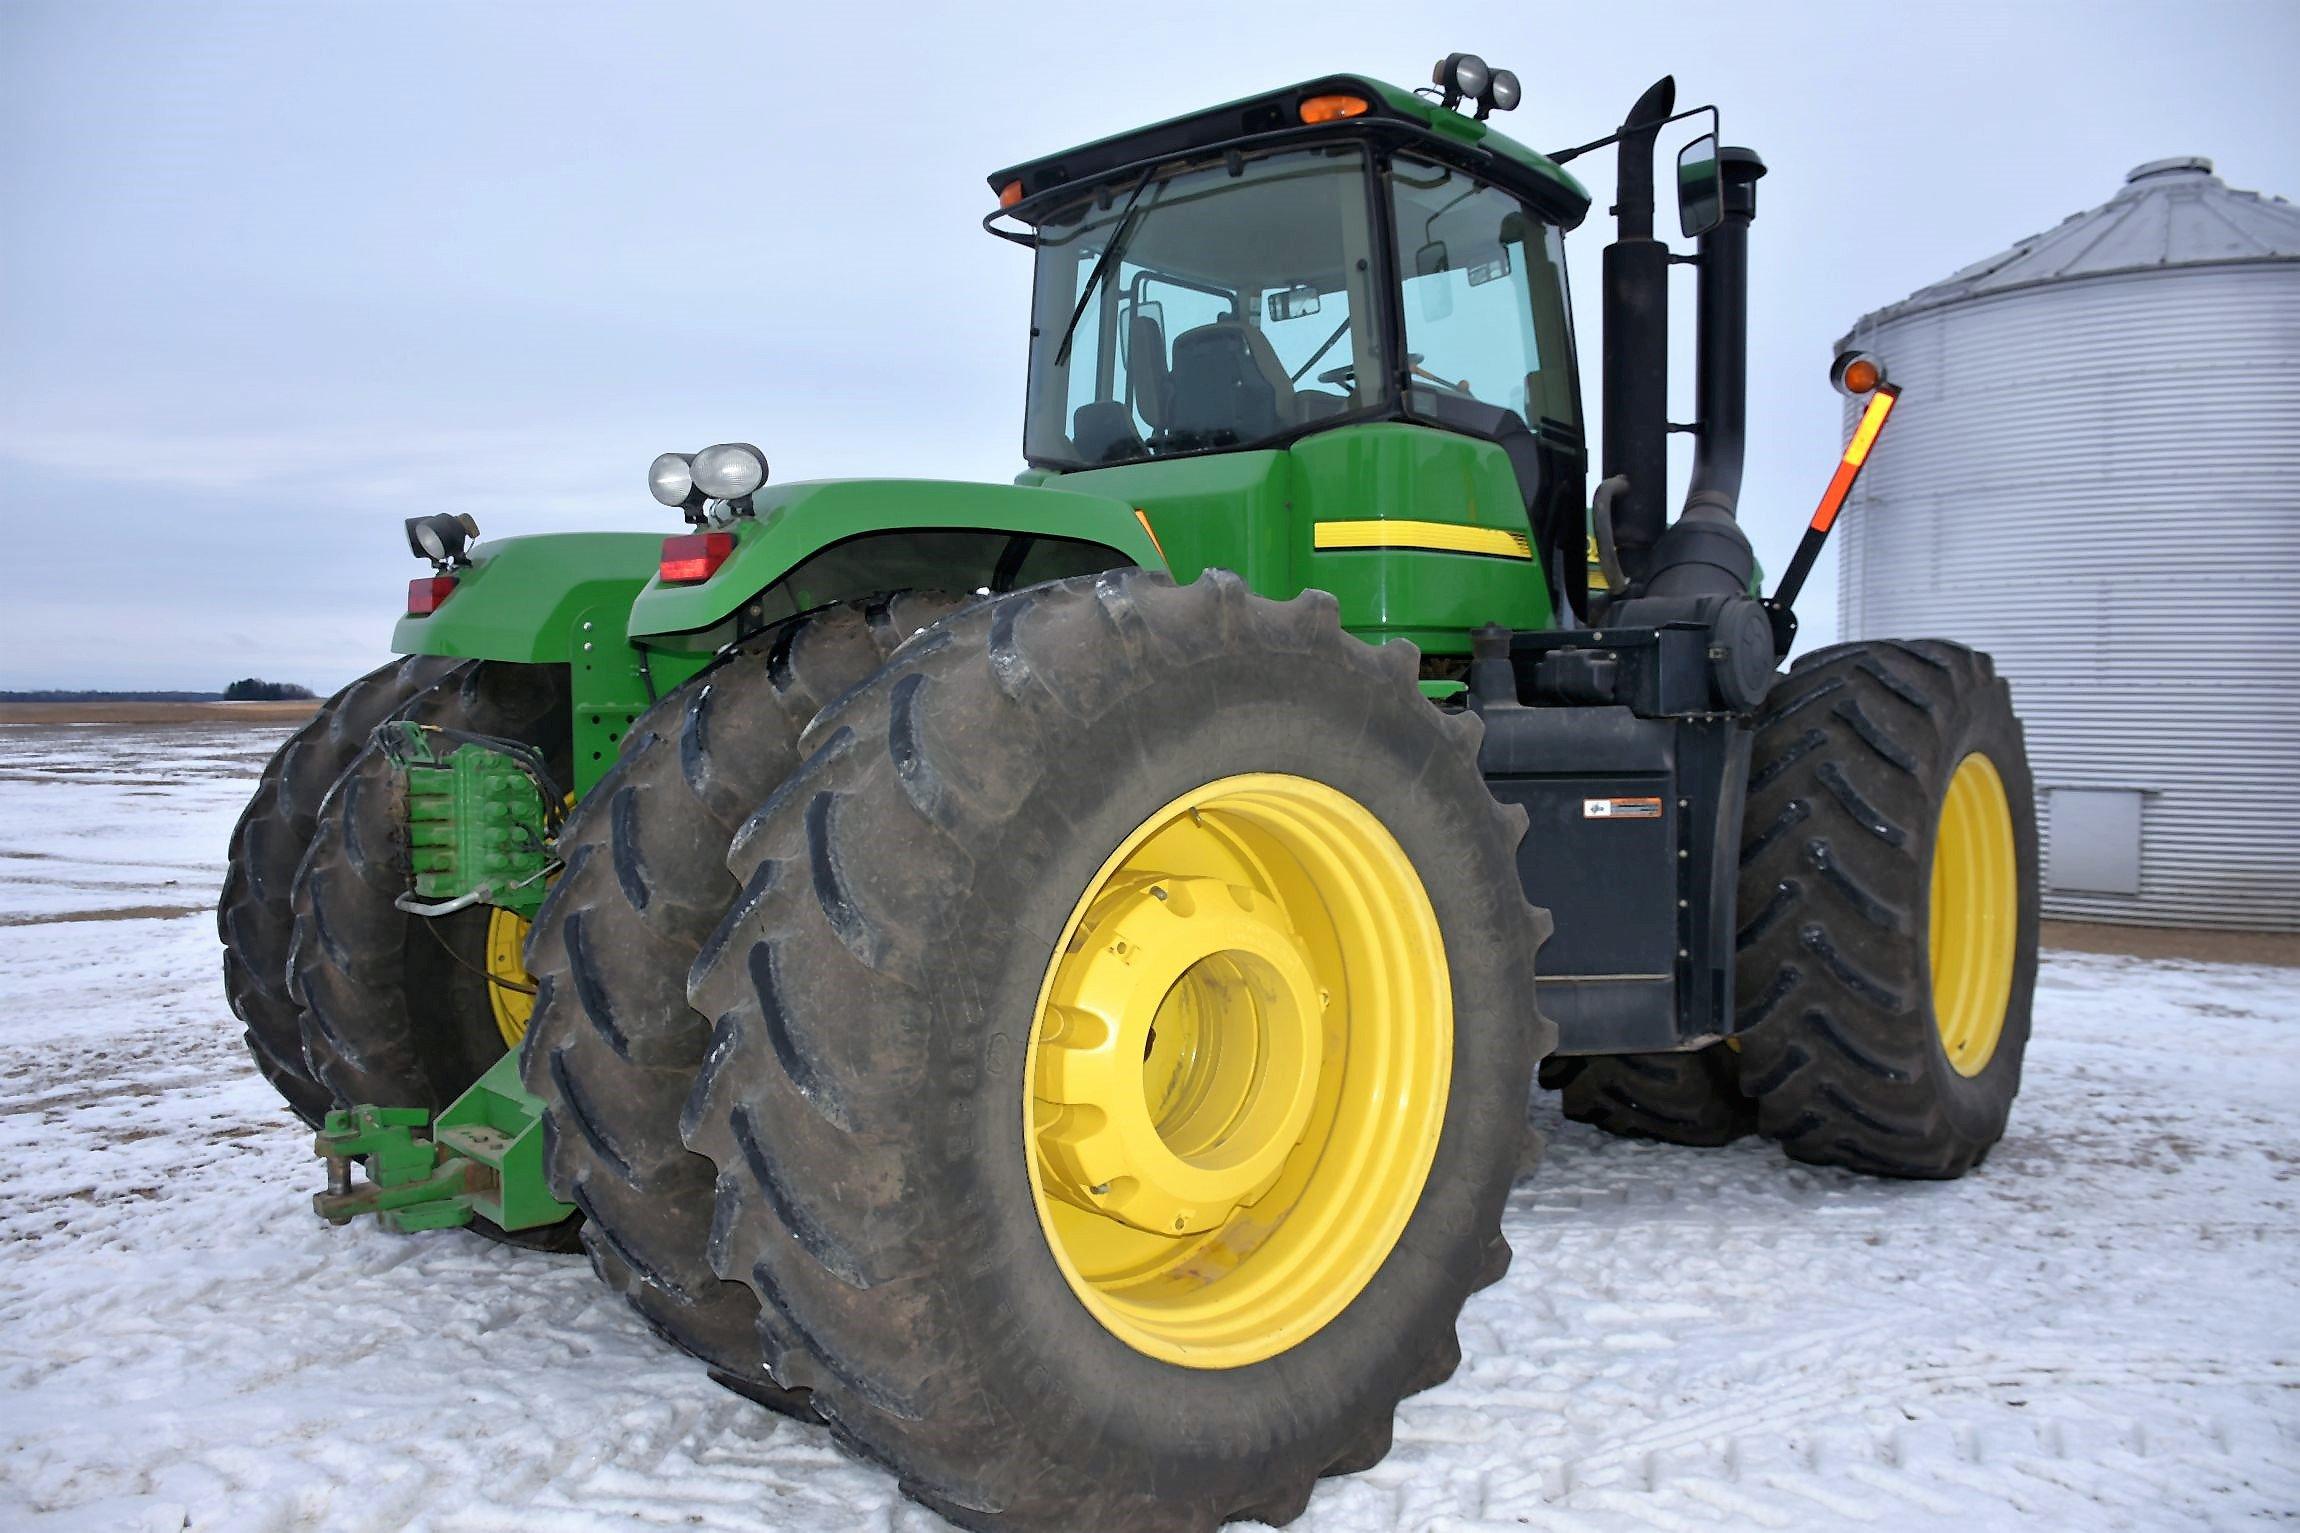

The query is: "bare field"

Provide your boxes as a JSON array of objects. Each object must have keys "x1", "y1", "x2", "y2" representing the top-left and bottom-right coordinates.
[
  {"x1": 0, "y1": 700, "x2": 323, "y2": 726},
  {"x1": 1, "y1": 720, "x2": 2295, "y2": 1531}
]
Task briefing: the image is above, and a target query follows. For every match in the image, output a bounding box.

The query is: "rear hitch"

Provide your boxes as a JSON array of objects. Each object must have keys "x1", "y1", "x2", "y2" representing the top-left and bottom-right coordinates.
[{"x1": 309, "y1": 1051, "x2": 572, "y2": 1235}]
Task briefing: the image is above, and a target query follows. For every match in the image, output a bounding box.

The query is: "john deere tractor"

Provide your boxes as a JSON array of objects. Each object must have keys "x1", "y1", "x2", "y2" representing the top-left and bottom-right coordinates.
[{"x1": 223, "y1": 57, "x2": 2037, "y2": 1532}]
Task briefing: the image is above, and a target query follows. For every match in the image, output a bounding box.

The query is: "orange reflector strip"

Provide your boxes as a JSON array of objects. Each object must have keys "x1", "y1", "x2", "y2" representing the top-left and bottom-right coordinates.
[
  {"x1": 1133, "y1": 507, "x2": 1166, "y2": 564},
  {"x1": 998, "y1": 179, "x2": 1024, "y2": 208},
  {"x1": 1299, "y1": 94, "x2": 1371, "y2": 124},
  {"x1": 1809, "y1": 385, "x2": 1899, "y2": 533}
]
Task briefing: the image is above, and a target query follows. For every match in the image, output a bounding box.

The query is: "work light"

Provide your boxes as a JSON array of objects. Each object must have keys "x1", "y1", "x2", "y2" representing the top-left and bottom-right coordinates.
[
  {"x1": 648, "y1": 451, "x2": 695, "y2": 508},
  {"x1": 1433, "y1": 53, "x2": 1490, "y2": 111},
  {"x1": 691, "y1": 442, "x2": 768, "y2": 501},
  {"x1": 1487, "y1": 69, "x2": 1521, "y2": 114},
  {"x1": 404, "y1": 512, "x2": 479, "y2": 567}
]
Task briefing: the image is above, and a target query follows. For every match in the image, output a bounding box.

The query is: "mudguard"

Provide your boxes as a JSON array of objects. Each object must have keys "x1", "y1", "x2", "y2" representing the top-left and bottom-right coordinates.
[
  {"x1": 391, "y1": 533, "x2": 665, "y2": 663},
  {"x1": 626, "y1": 479, "x2": 1166, "y2": 640}
]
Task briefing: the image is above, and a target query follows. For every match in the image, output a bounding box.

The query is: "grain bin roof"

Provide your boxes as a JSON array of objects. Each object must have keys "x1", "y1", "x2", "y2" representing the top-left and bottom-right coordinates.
[{"x1": 1847, "y1": 157, "x2": 2300, "y2": 331}]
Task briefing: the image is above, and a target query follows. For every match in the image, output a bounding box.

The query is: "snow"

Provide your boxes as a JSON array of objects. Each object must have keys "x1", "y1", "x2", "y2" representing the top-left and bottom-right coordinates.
[{"x1": 2, "y1": 718, "x2": 2296, "y2": 1531}]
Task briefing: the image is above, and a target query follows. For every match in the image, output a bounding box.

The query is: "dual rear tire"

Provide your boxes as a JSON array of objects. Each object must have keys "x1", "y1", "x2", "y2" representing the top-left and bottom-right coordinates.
[
  {"x1": 675, "y1": 570, "x2": 1549, "y2": 1531},
  {"x1": 517, "y1": 593, "x2": 966, "y2": 1410},
  {"x1": 224, "y1": 658, "x2": 583, "y2": 1251}
]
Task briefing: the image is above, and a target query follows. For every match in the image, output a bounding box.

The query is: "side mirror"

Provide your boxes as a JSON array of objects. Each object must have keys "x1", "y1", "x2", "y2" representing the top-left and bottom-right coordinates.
[
  {"x1": 1413, "y1": 241, "x2": 1454, "y2": 321},
  {"x1": 1267, "y1": 283, "x2": 1322, "y2": 322},
  {"x1": 1677, "y1": 134, "x2": 1723, "y2": 238}
]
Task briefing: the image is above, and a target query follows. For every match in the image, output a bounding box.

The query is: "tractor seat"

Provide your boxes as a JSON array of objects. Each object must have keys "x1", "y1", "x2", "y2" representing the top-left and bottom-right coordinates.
[{"x1": 1162, "y1": 321, "x2": 1297, "y2": 444}]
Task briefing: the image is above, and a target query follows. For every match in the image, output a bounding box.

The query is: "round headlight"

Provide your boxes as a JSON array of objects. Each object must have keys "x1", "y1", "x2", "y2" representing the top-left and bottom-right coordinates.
[
  {"x1": 1451, "y1": 54, "x2": 1489, "y2": 102},
  {"x1": 691, "y1": 442, "x2": 768, "y2": 501},
  {"x1": 1488, "y1": 69, "x2": 1521, "y2": 112},
  {"x1": 648, "y1": 452, "x2": 694, "y2": 507}
]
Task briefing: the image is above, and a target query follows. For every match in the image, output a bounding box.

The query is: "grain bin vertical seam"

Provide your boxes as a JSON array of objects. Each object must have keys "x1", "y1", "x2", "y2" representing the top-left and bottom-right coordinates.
[{"x1": 1836, "y1": 158, "x2": 2300, "y2": 931}]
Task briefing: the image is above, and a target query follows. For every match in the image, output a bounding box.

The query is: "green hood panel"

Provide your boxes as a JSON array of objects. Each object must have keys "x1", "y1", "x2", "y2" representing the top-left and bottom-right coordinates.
[
  {"x1": 626, "y1": 478, "x2": 1165, "y2": 639},
  {"x1": 1039, "y1": 423, "x2": 1556, "y2": 653},
  {"x1": 391, "y1": 533, "x2": 664, "y2": 663}
]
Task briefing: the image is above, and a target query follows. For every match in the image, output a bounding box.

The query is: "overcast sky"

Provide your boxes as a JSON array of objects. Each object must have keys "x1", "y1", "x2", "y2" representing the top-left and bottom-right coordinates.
[{"x1": 4, "y1": 0, "x2": 2296, "y2": 691}]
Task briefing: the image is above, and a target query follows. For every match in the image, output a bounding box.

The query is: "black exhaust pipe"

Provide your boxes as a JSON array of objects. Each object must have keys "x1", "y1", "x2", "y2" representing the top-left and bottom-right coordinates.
[{"x1": 1599, "y1": 76, "x2": 1674, "y2": 585}]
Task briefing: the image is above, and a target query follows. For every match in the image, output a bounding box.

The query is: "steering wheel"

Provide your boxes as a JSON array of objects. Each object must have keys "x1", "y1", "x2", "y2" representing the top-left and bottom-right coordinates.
[{"x1": 1318, "y1": 353, "x2": 1472, "y2": 395}]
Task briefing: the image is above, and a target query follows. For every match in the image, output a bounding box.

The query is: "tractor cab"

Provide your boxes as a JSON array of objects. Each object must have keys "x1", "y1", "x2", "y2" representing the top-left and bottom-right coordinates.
[
  {"x1": 1017, "y1": 139, "x2": 1579, "y2": 467},
  {"x1": 990, "y1": 75, "x2": 1600, "y2": 623}
]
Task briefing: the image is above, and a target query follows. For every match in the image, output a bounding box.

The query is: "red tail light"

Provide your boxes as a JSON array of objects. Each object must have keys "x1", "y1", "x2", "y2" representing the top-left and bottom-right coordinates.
[
  {"x1": 407, "y1": 574, "x2": 458, "y2": 615},
  {"x1": 660, "y1": 531, "x2": 734, "y2": 584}
]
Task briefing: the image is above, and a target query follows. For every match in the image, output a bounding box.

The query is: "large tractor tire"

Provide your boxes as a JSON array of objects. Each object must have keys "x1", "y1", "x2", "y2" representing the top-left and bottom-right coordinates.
[
  {"x1": 521, "y1": 592, "x2": 966, "y2": 1412},
  {"x1": 681, "y1": 569, "x2": 1551, "y2": 1533},
  {"x1": 221, "y1": 655, "x2": 460, "y2": 1124},
  {"x1": 286, "y1": 659, "x2": 582, "y2": 1250},
  {"x1": 1538, "y1": 1047, "x2": 1755, "y2": 1147},
  {"x1": 1732, "y1": 639, "x2": 2037, "y2": 1179}
]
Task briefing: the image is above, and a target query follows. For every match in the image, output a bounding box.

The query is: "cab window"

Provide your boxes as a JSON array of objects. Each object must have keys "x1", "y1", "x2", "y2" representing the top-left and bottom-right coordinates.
[{"x1": 1386, "y1": 155, "x2": 1578, "y2": 438}]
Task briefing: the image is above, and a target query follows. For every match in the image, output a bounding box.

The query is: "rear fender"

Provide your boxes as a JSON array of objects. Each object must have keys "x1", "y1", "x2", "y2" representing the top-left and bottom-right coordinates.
[
  {"x1": 391, "y1": 533, "x2": 664, "y2": 663},
  {"x1": 626, "y1": 479, "x2": 1166, "y2": 640}
]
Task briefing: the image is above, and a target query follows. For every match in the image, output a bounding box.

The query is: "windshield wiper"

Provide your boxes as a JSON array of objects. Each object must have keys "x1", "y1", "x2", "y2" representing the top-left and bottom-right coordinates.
[
  {"x1": 1288, "y1": 316, "x2": 1352, "y2": 385},
  {"x1": 1053, "y1": 167, "x2": 1159, "y2": 368}
]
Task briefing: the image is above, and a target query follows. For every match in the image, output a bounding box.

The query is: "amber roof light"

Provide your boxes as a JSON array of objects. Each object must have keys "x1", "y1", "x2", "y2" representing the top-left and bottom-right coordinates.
[{"x1": 1298, "y1": 94, "x2": 1370, "y2": 124}]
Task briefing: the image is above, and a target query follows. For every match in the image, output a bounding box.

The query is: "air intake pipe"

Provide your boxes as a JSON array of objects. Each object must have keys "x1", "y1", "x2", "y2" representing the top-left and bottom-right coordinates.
[
  {"x1": 1682, "y1": 147, "x2": 1767, "y2": 518},
  {"x1": 1639, "y1": 144, "x2": 1768, "y2": 603}
]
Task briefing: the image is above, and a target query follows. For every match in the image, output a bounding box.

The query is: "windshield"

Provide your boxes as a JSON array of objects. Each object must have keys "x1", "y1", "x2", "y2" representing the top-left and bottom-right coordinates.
[{"x1": 1024, "y1": 145, "x2": 1386, "y2": 469}]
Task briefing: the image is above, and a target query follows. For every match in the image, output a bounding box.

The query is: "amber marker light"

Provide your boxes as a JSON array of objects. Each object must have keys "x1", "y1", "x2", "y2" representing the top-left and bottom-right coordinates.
[
  {"x1": 1830, "y1": 349, "x2": 1889, "y2": 397},
  {"x1": 1299, "y1": 94, "x2": 1371, "y2": 124},
  {"x1": 998, "y1": 180, "x2": 1024, "y2": 208}
]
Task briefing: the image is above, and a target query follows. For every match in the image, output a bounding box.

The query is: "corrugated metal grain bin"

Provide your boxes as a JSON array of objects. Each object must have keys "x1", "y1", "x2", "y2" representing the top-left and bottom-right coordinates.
[{"x1": 1835, "y1": 158, "x2": 2300, "y2": 930}]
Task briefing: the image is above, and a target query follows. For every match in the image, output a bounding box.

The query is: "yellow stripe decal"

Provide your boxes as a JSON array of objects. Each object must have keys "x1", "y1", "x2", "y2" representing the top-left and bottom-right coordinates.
[{"x1": 1313, "y1": 520, "x2": 1534, "y2": 560}]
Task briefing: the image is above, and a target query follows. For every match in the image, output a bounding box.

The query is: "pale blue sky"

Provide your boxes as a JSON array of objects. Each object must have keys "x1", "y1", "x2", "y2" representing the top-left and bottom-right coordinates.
[{"x1": 4, "y1": 0, "x2": 2296, "y2": 689}]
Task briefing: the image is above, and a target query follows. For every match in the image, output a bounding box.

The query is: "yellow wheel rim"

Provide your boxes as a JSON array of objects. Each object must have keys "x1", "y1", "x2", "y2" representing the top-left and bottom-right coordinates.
[
  {"x1": 485, "y1": 906, "x2": 535, "y2": 1049},
  {"x1": 1928, "y1": 752, "x2": 2018, "y2": 1077},
  {"x1": 1024, "y1": 773, "x2": 1452, "y2": 1370}
]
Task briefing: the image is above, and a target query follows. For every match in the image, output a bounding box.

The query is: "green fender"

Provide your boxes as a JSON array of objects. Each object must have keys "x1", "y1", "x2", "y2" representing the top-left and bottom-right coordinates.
[
  {"x1": 391, "y1": 533, "x2": 665, "y2": 662},
  {"x1": 626, "y1": 479, "x2": 1167, "y2": 640}
]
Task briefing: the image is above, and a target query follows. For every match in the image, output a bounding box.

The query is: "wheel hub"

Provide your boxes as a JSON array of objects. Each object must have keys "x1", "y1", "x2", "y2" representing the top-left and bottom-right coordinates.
[{"x1": 1034, "y1": 876, "x2": 1324, "y2": 1237}]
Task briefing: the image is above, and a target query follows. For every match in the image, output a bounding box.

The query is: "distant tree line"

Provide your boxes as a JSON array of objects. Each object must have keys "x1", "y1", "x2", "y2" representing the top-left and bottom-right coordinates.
[
  {"x1": 0, "y1": 681, "x2": 317, "y2": 702},
  {"x1": 223, "y1": 678, "x2": 317, "y2": 701}
]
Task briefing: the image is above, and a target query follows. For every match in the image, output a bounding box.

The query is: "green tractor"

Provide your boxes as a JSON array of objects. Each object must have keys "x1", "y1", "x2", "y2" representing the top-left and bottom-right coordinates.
[{"x1": 223, "y1": 56, "x2": 2037, "y2": 1533}]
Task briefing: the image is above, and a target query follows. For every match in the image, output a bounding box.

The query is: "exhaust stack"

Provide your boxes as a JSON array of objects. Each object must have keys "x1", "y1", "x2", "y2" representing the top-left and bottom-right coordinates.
[{"x1": 1598, "y1": 76, "x2": 1675, "y2": 585}]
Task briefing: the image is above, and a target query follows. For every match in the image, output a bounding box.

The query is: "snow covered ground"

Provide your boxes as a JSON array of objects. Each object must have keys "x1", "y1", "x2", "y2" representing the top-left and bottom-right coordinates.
[{"x1": 2, "y1": 718, "x2": 2296, "y2": 1532}]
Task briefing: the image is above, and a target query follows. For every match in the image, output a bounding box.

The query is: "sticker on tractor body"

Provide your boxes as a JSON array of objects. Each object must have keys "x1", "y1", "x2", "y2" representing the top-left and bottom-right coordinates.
[{"x1": 1583, "y1": 796, "x2": 1664, "y2": 820}]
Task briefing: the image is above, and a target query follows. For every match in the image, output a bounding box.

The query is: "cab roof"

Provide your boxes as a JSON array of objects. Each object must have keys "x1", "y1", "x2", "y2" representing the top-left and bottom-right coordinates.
[{"x1": 986, "y1": 75, "x2": 1592, "y2": 231}]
